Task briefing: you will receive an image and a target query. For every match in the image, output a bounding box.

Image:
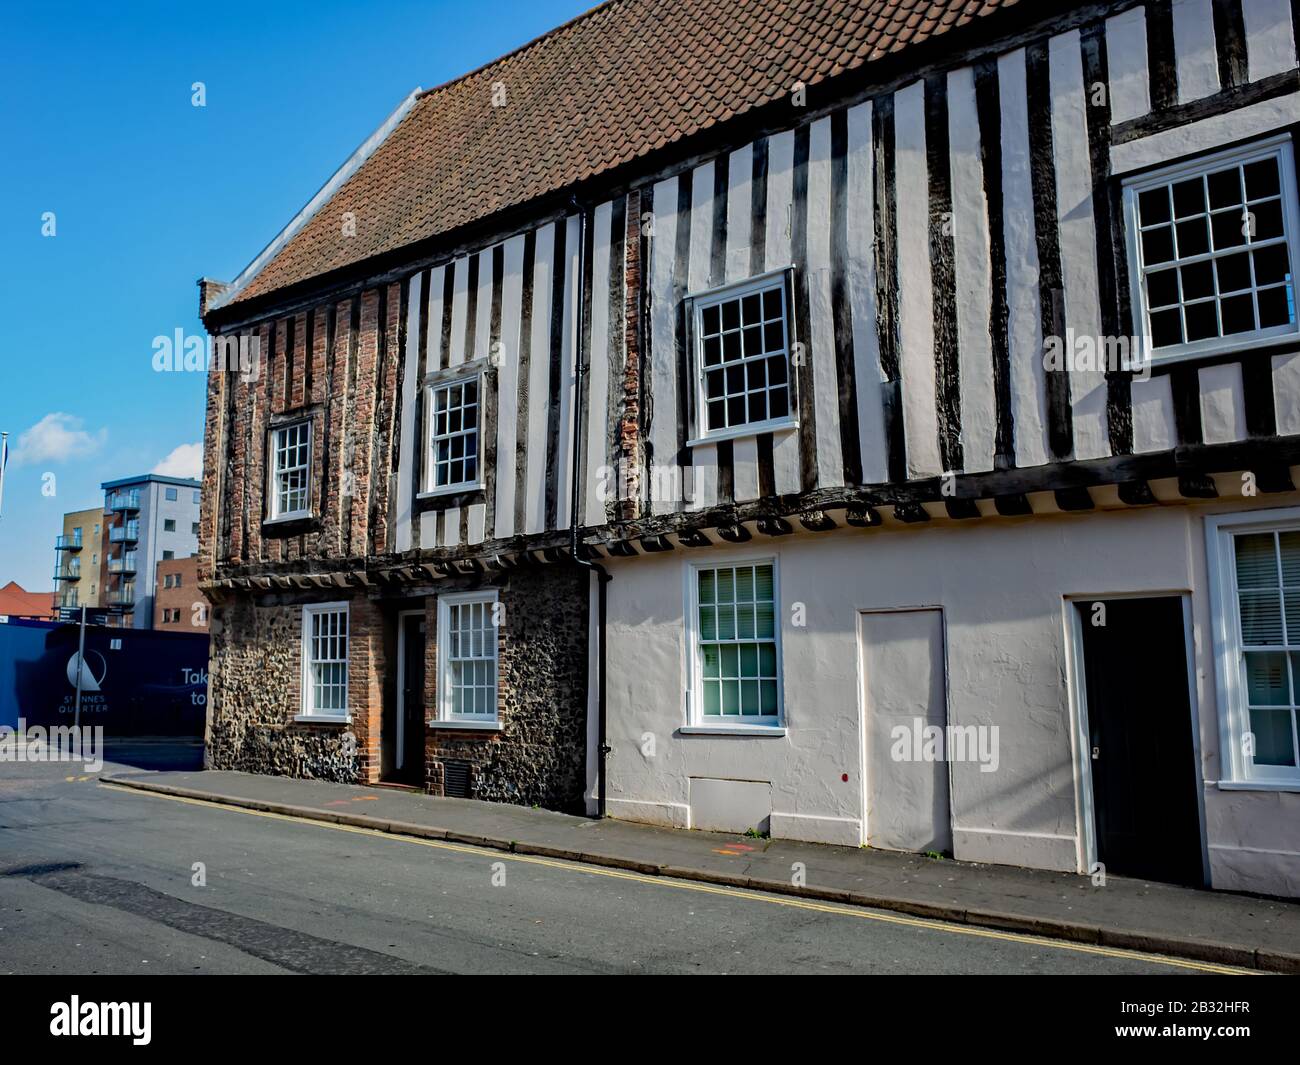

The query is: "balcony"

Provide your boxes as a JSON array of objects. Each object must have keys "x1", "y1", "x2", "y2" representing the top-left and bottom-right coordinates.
[
  {"x1": 108, "y1": 552, "x2": 137, "y2": 575},
  {"x1": 108, "y1": 585, "x2": 136, "y2": 607},
  {"x1": 109, "y1": 521, "x2": 140, "y2": 543},
  {"x1": 53, "y1": 562, "x2": 82, "y2": 582},
  {"x1": 55, "y1": 533, "x2": 83, "y2": 551},
  {"x1": 107, "y1": 490, "x2": 141, "y2": 512},
  {"x1": 58, "y1": 590, "x2": 79, "y2": 610}
]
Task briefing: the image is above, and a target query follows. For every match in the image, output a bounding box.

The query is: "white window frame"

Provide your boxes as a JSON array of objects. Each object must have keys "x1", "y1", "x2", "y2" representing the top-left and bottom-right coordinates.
[
  {"x1": 422, "y1": 370, "x2": 483, "y2": 496},
  {"x1": 269, "y1": 420, "x2": 312, "y2": 521},
  {"x1": 1123, "y1": 134, "x2": 1300, "y2": 367},
  {"x1": 1206, "y1": 507, "x2": 1300, "y2": 790},
  {"x1": 434, "y1": 590, "x2": 501, "y2": 729},
  {"x1": 687, "y1": 268, "x2": 798, "y2": 446},
  {"x1": 683, "y1": 555, "x2": 786, "y2": 734},
  {"x1": 298, "y1": 602, "x2": 350, "y2": 722}
]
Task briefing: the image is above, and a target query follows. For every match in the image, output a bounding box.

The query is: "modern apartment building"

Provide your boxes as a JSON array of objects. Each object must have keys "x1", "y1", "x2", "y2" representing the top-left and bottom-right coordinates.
[
  {"x1": 102, "y1": 475, "x2": 202, "y2": 629},
  {"x1": 199, "y1": 0, "x2": 1300, "y2": 897},
  {"x1": 52, "y1": 506, "x2": 105, "y2": 611}
]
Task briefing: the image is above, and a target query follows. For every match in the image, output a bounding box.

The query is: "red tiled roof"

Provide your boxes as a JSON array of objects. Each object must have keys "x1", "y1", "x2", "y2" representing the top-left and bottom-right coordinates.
[
  {"x1": 0, "y1": 581, "x2": 57, "y2": 619},
  {"x1": 225, "y1": 0, "x2": 1023, "y2": 309}
]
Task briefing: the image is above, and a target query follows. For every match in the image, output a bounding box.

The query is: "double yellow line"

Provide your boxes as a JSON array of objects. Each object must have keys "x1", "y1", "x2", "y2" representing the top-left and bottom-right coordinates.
[{"x1": 100, "y1": 782, "x2": 1256, "y2": 975}]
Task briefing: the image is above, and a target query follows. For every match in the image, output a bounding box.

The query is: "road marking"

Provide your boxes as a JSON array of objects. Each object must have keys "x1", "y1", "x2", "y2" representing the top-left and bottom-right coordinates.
[{"x1": 99, "y1": 782, "x2": 1257, "y2": 975}]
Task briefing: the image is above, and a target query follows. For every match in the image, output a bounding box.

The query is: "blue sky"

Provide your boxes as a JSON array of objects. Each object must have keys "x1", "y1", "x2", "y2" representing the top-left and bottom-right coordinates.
[{"x1": 0, "y1": 0, "x2": 588, "y2": 590}]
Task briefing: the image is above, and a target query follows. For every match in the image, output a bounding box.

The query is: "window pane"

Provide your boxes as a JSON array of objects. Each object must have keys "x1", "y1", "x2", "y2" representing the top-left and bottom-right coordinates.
[
  {"x1": 1258, "y1": 286, "x2": 1293, "y2": 329},
  {"x1": 702, "y1": 644, "x2": 721, "y2": 678},
  {"x1": 736, "y1": 603, "x2": 755, "y2": 639},
  {"x1": 1235, "y1": 534, "x2": 1278, "y2": 588},
  {"x1": 1245, "y1": 157, "x2": 1281, "y2": 200},
  {"x1": 1207, "y1": 166, "x2": 1242, "y2": 209},
  {"x1": 699, "y1": 605, "x2": 716, "y2": 640},
  {"x1": 1138, "y1": 186, "x2": 1171, "y2": 224},
  {"x1": 1240, "y1": 590, "x2": 1284, "y2": 645},
  {"x1": 1245, "y1": 652, "x2": 1290, "y2": 705},
  {"x1": 703, "y1": 680, "x2": 721, "y2": 715},
  {"x1": 735, "y1": 566, "x2": 754, "y2": 601},
  {"x1": 721, "y1": 644, "x2": 738, "y2": 678},
  {"x1": 698, "y1": 569, "x2": 715, "y2": 603},
  {"x1": 717, "y1": 606, "x2": 736, "y2": 640},
  {"x1": 1286, "y1": 591, "x2": 1300, "y2": 644},
  {"x1": 1249, "y1": 706, "x2": 1297, "y2": 766},
  {"x1": 721, "y1": 680, "x2": 741, "y2": 715},
  {"x1": 717, "y1": 569, "x2": 734, "y2": 603},
  {"x1": 738, "y1": 643, "x2": 758, "y2": 678},
  {"x1": 1279, "y1": 532, "x2": 1300, "y2": 584}
]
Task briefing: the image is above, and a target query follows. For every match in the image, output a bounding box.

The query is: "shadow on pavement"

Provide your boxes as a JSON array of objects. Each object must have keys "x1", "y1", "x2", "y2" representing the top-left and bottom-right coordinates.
[{"x1": 103, "y1": 739, "x2": 204, "y2": 773}]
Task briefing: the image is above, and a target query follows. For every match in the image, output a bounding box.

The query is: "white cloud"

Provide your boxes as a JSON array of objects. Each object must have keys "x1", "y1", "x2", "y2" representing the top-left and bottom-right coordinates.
[
  {"x1": 12, "y1": 412, "x2": 107, "y2": 466},
  {"x1": 151, "y1": 442, "x2": 203, "y2": 479}
]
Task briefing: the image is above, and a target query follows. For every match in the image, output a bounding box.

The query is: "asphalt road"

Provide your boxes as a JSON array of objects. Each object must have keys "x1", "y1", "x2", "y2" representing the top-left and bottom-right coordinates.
[{"x1": 0, "y1": 745, "x2": 1241, "y2": 975}]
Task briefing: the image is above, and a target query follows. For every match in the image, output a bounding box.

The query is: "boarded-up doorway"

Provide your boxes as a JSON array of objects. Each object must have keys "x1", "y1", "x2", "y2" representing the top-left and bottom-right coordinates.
[{"x1": 860, "y1": 609, "x2": 952, "y2": 854}]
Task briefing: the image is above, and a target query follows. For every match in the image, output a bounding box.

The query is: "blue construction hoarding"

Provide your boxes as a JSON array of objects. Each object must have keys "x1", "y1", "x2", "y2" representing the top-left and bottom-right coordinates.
[{"x1": 0, "y1": 616, "x2": 208, "y2": 736}]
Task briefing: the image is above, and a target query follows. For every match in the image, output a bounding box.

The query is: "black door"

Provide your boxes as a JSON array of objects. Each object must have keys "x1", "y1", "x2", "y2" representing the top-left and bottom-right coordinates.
[
  {"x1": 1079, "y1": 596, "x2": 1203, "y2": 887},
  {"x1": 398, "y1": 613, "x2": 426, "y2": 784}
]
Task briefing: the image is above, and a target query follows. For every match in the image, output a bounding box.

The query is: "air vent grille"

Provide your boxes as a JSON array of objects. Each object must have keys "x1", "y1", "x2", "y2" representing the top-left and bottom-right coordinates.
[{"x1": 443, "y1": 760, "x2": 472, "y2": 799}]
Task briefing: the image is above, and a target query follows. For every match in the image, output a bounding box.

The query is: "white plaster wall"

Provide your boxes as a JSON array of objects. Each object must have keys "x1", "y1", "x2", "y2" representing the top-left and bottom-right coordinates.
[{"x1": 604, "y1": 494, "x2": 1300, "y2": 892}]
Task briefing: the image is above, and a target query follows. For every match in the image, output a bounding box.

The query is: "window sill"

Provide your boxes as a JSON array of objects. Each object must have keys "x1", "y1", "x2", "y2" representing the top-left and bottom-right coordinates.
[
  {"x1": 292, "y1": 713, "x2": 351, "y2": 725},
  {"x1": 426, "y1": 719, "x2": 503, "y2": 732},
  {"x1": 1216, "y1": 779, "x2": 1300, "y2": 793},
  {"x1": 417, "y1": 483, "x2": 483, "y2": 500},
  {"x1": 679, "y1": 725, "x2": 787, "y2": 737},
  {"x1": 686, "y1": 420, "x2": 797, "y2": 449},
  {"x1": 264, "y1": 512, "x2": 312, "y2": 526},
  {"x1": 1138, "y1": 325, "x2": 1300, "y2": 370}
]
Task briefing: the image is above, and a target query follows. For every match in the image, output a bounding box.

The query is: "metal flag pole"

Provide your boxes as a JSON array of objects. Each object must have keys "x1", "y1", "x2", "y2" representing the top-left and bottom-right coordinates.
[
  {"x1": 0, "y1": 431, "x2": 8, "y2": 520},
  {"x1": 74, "y1": 605, "x2": 87, "y2": 730}
]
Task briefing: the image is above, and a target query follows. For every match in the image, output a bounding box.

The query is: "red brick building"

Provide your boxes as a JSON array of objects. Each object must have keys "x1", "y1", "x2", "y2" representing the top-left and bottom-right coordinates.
[
  {"x1": 0, "y1": 580, "x2": 57, "y2": 620},
  {"x1": 154, "y1": 555, "x2": 209, "y2": 632}
]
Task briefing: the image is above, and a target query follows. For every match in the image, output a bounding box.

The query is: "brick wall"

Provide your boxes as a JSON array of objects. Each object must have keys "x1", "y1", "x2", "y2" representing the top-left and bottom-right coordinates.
[
  {"x1": 154, "y1": 555, "x2": 209, "y2": 631},
  {"x1": 202, "y1": 281, "x2": 402, "y2": 574},
  {"x1": 617, "y1": 188, "x2": 643, "y2": 521}
]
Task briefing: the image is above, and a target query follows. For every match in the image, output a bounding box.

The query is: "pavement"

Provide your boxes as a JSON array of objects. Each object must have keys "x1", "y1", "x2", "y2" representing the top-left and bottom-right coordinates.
[
  {"x1": 100, "y1": 764, "x2": 1300, "y2": 973},
  {"x1": 1, "y1": 749, "x2": 1224, "y2": 975}
]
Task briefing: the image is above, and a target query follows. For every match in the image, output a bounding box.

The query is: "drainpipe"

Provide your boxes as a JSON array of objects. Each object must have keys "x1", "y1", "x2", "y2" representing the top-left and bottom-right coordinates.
[{"x1": 567, "y1": 196, "x2": 612, "y2": 819}]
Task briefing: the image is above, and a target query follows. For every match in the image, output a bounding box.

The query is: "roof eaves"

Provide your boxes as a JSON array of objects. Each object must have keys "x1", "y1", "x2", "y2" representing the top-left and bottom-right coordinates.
[{"x1": 209, "y1": 86, "x2": 424, "y2": 313}]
